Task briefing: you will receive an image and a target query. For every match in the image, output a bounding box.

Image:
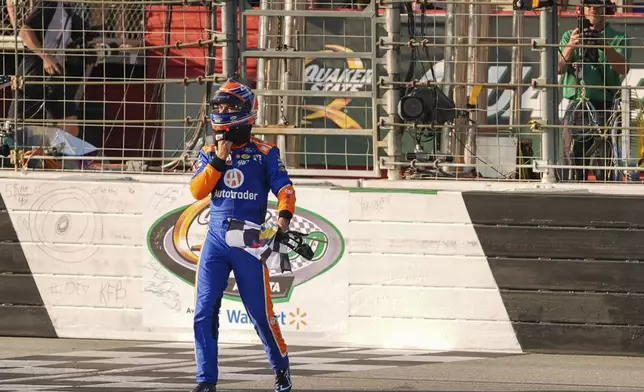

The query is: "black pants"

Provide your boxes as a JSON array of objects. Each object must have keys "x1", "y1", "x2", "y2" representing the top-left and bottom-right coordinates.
[
  {"x1": 561, "y1": 99, "x2": 616, "y2": 181},
  {"x1": 8, "y1": 54, "x2": 84, "y2": 124}
]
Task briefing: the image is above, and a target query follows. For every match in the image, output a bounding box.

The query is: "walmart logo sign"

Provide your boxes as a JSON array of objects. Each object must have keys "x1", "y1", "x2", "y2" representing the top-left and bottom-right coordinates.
[
  {"x1": 226, "y1": 308, "x2": 308, "y2": 330},
  {"x1": 226, "y1": 309, "x2": 287, "y2": 325}
]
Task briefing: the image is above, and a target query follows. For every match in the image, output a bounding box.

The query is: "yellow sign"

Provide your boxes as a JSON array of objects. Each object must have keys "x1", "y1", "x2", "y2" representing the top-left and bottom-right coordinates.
[
  {"x1": 288, "y1": 307, "x2": 308, "y2": 330},
  {"x1": 303, "y1": 45, "x2": 367, "y2": 130}
]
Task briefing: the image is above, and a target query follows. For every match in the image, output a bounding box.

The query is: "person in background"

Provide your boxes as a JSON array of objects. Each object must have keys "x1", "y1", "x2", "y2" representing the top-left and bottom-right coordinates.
[
  {"x1": 6, "y1": 0, "x2": 94, "y2": 137},
  {"x1": 557, "y1": 0, "x2": 630, "y2": 180}
]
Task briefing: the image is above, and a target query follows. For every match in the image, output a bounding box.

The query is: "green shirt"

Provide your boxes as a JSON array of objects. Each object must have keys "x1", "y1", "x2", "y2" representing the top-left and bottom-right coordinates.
[{"x1": 559, "y1": 25, "x2": 630, "y2": 102}]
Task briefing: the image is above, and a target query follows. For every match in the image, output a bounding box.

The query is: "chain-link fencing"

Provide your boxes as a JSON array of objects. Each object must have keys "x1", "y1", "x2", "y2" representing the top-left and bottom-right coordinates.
[{"x1": 0, "y1": 0, "x2": 642, "y2": 183}]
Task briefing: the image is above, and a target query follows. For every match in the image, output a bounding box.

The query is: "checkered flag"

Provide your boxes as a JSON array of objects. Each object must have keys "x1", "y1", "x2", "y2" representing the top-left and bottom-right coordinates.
[{"x1": 225, "y1": 218, "x2": 292, "y2": 273}]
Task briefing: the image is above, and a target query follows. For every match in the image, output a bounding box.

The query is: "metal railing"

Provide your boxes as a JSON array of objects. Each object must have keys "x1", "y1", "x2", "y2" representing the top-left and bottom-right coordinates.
[
  {"x1": 0, "y1": 0, "x2": 224, "y2": 175},
  {"x1": 239, "y1": 0, "x2": 383, "y2": 178},
  {"x1": 372, "y1": 1, "x2": 644, "y2": 183},
  {"x1": 0, "y1": 0, "x2": 642, "y2": 184}
]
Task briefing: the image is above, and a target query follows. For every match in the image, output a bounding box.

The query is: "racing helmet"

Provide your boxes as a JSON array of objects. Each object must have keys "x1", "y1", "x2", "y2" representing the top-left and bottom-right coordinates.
[{"x1": 209, "y1": 79, "x2": 257, "y2": 145}]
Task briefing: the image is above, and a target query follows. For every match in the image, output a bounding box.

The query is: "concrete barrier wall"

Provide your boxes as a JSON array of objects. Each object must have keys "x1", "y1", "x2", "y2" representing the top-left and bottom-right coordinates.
[
  {"x1": 463, "y1": 191, "x2": 644, "y2": 354},
  {"x1": 1, "y1": 174, "x2": 643, "y2": 355}
]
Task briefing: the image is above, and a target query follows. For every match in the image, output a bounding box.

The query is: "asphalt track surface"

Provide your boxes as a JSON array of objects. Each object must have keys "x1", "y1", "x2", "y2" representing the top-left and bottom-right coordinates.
[{"x1": 1, "y1": 338, "x2": 644, "y2": 391}]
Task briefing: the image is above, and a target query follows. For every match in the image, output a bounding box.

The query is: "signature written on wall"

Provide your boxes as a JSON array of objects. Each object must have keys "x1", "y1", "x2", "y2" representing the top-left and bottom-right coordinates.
[
  {"x1": 100, "y1": 281, "x2": 127, "y2": 307},
  {"x1": 152, "y1": 187, "x2": 181, "y2": 212},
  {"x1": 4, "y1": 184, "x2": 39, "y2": 207},
  {"x1": 143, "y1": 260, "x2": 182, "y2": 312}
]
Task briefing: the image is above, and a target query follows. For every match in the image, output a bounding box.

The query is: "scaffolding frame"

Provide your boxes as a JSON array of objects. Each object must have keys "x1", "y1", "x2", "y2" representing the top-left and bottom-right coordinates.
[
  {"x1": 239, "y1": 0, "x2": 386, "y2": 178},
  {"x1": 0, "y1": 0, "x2": 642, "y2": 182}
]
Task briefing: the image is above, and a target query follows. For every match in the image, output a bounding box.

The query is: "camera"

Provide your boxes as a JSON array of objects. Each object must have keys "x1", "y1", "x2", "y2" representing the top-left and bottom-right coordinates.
[
  {"x1": 578, "y1": 17, "x2": 601, "y2": 63},
  {"x1": 65, "y1": 29, "x2": 102, "y2": 69},
  {"x1": 398, "y1": 86, "x2": 456, "y2": 126}
]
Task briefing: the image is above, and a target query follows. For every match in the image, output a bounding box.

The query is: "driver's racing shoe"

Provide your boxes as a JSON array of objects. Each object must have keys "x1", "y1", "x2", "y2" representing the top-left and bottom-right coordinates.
[
  {"x1": 191, "y1": 382, "x2": 216, "y2": 392},
  {"x1": 274, "y1": 367, "x2": 292, "y2": 392}
]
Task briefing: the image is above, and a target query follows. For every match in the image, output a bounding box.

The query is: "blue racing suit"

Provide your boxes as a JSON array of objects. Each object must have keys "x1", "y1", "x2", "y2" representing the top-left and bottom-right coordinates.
[{"x1": 189, "y1": 136, "x2": 296, "y2": 384}]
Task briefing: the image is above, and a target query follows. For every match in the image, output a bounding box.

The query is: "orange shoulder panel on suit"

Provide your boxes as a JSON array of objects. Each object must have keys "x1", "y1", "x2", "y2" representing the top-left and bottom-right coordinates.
[{"x1": 251, "y1": 137, "x2": 276, "y2": 155}]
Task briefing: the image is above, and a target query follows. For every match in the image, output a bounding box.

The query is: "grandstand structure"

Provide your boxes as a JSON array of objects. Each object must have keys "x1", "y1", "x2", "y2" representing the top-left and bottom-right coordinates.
[{"x1": 0, "y1": 0, "x2": 643, "y2": 182}]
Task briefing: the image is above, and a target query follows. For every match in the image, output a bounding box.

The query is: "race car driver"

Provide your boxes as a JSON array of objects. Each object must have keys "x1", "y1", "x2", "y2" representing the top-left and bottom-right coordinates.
[{"x1": 189, "y1": 79, "x2": 295, "y2": 392}]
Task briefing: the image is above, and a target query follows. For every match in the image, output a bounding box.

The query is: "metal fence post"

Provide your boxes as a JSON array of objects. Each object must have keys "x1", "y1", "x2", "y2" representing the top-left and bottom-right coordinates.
[
  {"x1": 384, "y1": 1, "x2": 402, "y2": 180},
  {"x1": 465, "y1": 1, "x2": 488, "y2": 171},
  {"x1": 277, "y1": 0, "x2": 294, "y2": 165},
  {"x1": 253, "y1": 0, "x2": 281, "y2": 146},
  {"x1": 255, "y1": 0, "x2": 270, "y2": 130},
  {"x1": 452, "y1": 0, "x2": 469, "y2": 169},
  {"x1": 206, "y1": 1, "x2": 218, "y2": 103},
  {"x1": 509, "y1": 10, "x2": 524, "y2": 131},
  {"x1": 621, "y1": 85, "x2": 631, "y2": 176},
  {"x1": 222, "y1": 0, "x2": 238, "y2": 78},
  {"x1": 539, "y1": 6, "x2": 558, "y2": 183},
  {"x1": 441, "y1": 2, "x2": 456, "y2": 157}
]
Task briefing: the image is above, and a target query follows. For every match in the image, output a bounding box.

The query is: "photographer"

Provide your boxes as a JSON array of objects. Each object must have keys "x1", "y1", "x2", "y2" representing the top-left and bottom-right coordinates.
[
  {"x1": 6, "y1": 1, "x2": 96, "y2": 138},
  {"x1": 557, "y1": 0, "x2": 631, "y2": 181}
]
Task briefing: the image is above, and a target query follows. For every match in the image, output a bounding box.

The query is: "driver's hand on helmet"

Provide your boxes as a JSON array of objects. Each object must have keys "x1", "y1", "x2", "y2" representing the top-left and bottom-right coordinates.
[{"x1": 216, "y1": 140, "x2": 233, "y2": 160}]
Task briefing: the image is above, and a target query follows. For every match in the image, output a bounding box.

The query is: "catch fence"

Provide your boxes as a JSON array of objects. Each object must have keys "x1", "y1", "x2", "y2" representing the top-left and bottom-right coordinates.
[{"x1": 0, "y1": 0, "x2": 642, "y2": 183}]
